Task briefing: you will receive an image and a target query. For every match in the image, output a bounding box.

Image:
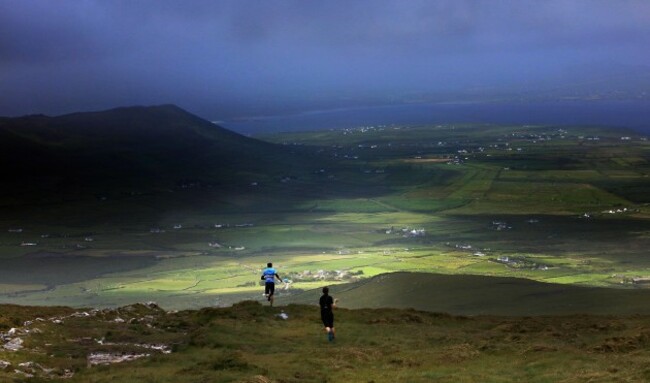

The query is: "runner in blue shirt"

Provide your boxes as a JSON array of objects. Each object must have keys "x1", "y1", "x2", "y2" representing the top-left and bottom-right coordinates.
[{"x1": 261, "y1": 262, "x2": 283, "y2": 306}]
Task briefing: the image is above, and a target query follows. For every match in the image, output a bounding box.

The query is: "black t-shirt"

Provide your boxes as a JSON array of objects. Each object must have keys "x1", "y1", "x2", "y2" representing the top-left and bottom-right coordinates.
[{"x1": 319, "y1": 295, "x2": 334, "y2": 311}]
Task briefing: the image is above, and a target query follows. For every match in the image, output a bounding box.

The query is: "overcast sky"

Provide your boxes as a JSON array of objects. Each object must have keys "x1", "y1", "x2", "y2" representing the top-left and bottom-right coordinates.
[{"x1": 1, "y1": 0, "x2": 648, "y2": 119}]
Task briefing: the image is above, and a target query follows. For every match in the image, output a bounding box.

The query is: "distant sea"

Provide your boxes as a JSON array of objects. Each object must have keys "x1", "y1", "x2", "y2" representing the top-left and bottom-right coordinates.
[{"x1": 221, "y1": 100, "x2": 650, "y2": 136}]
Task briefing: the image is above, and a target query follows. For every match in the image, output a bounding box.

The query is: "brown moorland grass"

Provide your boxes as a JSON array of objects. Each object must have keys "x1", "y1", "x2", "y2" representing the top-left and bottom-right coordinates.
[{"x1": 2, "y1": 301, "x2": 650, "y2": 382}]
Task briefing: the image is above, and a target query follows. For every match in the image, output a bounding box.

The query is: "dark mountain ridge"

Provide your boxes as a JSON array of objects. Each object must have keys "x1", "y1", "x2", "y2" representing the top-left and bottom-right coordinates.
[
  {"x1": 0, "y1": 105, "x2": 300, "y2": 201},
  {"x1": 0, "y1": 104, "x2": 264, "y2": 154}
]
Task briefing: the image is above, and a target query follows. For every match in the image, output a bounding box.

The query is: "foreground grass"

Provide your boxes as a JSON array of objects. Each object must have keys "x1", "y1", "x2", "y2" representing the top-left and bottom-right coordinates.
[{"x1": 2, "y1": 301, "x2": 650, "y2": 382}]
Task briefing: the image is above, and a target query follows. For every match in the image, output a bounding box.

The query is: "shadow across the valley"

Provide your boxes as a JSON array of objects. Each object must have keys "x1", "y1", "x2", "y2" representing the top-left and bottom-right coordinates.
[{"x1": 0, "y1": 252, "x2": 157, "y2": 293}]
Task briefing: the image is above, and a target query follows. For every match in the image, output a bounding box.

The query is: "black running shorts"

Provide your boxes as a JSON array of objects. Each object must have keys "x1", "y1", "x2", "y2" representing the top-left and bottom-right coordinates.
[
  {"x1": 321, "y1": 310, "x2": 334, "y2": 327},
  {"x1": 265, "y1": 282, "x2": 275, "y2": 296}
]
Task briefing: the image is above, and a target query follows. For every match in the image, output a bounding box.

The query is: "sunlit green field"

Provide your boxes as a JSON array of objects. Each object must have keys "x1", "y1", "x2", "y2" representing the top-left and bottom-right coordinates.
[{"x1": 1, "y1": 124, "x2": 650, "y2": 310}]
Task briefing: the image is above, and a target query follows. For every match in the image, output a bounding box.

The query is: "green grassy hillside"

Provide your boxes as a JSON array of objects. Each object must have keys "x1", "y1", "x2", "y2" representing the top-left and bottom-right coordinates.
[
  {"x1": 288, "y1": 272, "x2": 650, "y2": 316},
  {"x1": 2, "y1": 301, "x2": 650, "y2": 382}
]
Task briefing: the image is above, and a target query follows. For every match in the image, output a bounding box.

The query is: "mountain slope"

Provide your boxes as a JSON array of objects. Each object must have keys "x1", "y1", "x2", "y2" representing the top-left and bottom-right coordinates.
[
  {"x1": 288, "y1": 272, "x2": 650, "y2": 316},
  {"x1": 0, "y1": 105, "x2": 301, "y2": 200}
]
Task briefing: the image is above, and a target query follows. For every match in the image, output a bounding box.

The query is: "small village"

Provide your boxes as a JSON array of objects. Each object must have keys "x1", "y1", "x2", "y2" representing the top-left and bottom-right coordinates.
[
  {"x1": 285, "y1": 269, "x2": 364, "y2": 283},
  {"x1": 382, "y1": 226, "x2": 426, "y2": 238},
  {"x1": 444, "y1": 242, "x2": 550, "y2": 271},
  {"x1": 494, "y1": 255, "x2": 550, "y2": 271}
]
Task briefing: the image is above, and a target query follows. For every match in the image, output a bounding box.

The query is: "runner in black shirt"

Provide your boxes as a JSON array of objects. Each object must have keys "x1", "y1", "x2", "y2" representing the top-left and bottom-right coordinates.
[{"x1": 319, "y1": 286, "x2": 337, "y2": 341}]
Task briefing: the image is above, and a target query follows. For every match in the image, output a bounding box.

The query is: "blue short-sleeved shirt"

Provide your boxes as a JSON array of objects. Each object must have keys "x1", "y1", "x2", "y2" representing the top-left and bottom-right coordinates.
[{"x1": 263, "y1": 267, "x2": 276, "y2": 283}]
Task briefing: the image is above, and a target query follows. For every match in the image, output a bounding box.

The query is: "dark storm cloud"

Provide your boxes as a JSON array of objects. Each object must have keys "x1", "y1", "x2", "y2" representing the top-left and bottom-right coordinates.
[{"x1": 0, "y1": 0, "x2": 648, "y2": 118}]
